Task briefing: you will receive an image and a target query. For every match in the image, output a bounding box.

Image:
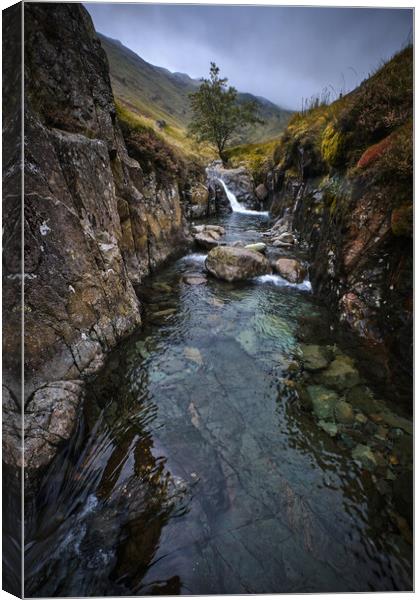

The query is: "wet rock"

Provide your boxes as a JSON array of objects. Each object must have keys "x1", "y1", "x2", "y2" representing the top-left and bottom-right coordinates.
[
  {"x1": 207, "y1": 164, "x2": 258, "y2": 208},
  {"x1": 275, "y1": 232, "x2": 296, "y2": 245},
  {"x1": 244, "y1": 242, "x2": 267, "y2": 253},
  {"x1": 12, "y1": 5, "x2": 208, "y2": 473},
  {"x1": 192, "y1": 224, "x2": 225, "y2": 235},
  {"x1": 317, "y1": 355, "x2": 360, "y2": 391},
  {"x1": 194, "y1": 232, "x2": 220, "y2": 250},
  {"x1": 334, "y1": 400, "x2": 354, "y2": 424},
  {"x1": 306, "y1": 385, "x2": 339, "y2": 421},
  {"x1": 205, "y1": 246, "x2": 269, "y2": 282},
  {"x1": 355, "y1": 412, "x2": 368, "y2": 425},
  {"x1": 352, "y1": 444, "x2": 377, "y2": 470},
  {"x1": 273, "y1": 258, "x2": 305, "y2": 284},
  {"x1": 255, "y1": 183, "x2": 268, "y2": 201},
  {"x1": 135, "y1": 341, "x2": 150, "y2": 359},
  {"x1": 23, "y1": 381, "x2": 84, "y2": 470},
  {"x1": 319, "y1": 420, "x2": 338, "y2": 437},
  {"x1": 299, "y1": 344, "x2": 333, "y2": 371},
  {"x1": 183, "y1": 274, "x2": 207, "y2": 285}
]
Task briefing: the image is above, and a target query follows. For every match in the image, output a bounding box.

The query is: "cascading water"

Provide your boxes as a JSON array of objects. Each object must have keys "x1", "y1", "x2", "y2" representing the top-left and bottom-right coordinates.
[{"x1": 218, "y1": 178, "x2": 269, "y2": 216}]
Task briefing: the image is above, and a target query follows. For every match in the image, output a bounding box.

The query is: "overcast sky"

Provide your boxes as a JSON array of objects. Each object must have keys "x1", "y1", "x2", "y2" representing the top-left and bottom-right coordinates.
[{"x1": 85, "y1": 4, "x2": 412, "y2": 110}]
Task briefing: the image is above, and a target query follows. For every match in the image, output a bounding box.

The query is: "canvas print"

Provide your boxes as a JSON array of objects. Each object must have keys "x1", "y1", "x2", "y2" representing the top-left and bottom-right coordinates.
[{"x1": 2, "y1": 1, "x2": 413, "y2": 596}]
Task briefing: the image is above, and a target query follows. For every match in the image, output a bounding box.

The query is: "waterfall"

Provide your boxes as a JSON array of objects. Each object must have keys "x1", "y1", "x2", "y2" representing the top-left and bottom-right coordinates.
[{"x1": 218, "y1": 179, "x2": 269, "y2": 216}]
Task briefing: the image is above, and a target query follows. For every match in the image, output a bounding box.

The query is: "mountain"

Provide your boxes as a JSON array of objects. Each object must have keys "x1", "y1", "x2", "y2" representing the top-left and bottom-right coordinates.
[{"x1": 99, "y1": 34, "x2": 293, "y2": 147}]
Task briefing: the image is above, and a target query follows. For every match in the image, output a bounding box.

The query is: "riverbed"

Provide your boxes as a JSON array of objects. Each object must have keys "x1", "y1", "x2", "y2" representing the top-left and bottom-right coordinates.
[{"x1": 25, "y1": 208, "x2": 412, "y2": 596}]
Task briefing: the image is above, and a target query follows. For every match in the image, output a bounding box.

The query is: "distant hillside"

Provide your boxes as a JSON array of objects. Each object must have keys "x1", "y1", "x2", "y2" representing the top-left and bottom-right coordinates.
[{"x1": 99, "y1": 34, "x2": 293, "y2": 150}]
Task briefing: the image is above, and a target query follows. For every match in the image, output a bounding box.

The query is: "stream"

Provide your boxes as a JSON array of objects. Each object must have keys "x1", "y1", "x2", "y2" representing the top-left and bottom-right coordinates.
[{"x1": 25, "y1": 190, "x2": 412, "y2": 596}]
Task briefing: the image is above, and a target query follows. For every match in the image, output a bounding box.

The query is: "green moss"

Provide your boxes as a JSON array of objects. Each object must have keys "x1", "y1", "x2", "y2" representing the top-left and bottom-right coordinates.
[
  {"x1": 321, "y1": 123, "x2": 346, "y2": 168},
  {"x1": 225, "y1": 139, "x2": 278, "y2": 184}
]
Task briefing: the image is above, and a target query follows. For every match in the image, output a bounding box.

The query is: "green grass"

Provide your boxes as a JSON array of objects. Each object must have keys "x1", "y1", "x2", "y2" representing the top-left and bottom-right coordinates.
[
  {"x1": 225, "y1": 139, "x2": 279, "y2": 184},
  {"x1": 100, "y1": 33, "x2": 293, "y2": 160}
]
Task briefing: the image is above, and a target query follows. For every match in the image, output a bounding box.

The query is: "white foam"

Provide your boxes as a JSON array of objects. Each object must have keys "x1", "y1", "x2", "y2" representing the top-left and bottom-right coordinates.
[
  {"x1": 255, "y1": 274, "x2": 312, "y2": 292},
  {"x1": 218, "y1": 179, "x2": 269, "y2": 216},
  {"x1": 180, "y1": 253, "x2": 207, "y2": 264}
]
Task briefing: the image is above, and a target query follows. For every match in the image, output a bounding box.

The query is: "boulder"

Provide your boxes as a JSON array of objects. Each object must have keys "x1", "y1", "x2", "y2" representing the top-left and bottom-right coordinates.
[
  {"x1": 193, "y1": 225, "x2": 225, "y2": 250},
  {"x1": 192, "y1": 224, "x2": 225, "y2": 235},
  {"x1": 317, "y1": 355, "x2": 360, "y2": 391},
  {"x1": 274, "y1": 258, "x2": 306, "y2": 283},
  {"x1": 205, "y1": 246, "x2": 269, "y2": 282},
  {"x1": 299, "y1": 344, "x2": 333, "y2": 371},
  {"x1": 194, "y1": 232, "x2": 219, "y2": 250}
]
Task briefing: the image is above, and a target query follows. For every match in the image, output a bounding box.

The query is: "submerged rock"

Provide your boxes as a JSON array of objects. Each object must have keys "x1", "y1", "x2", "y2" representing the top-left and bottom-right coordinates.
[
  {"x1": 335, "y1": 400, "x2": 354, "y2": 424},
  {"x1": 274, "y1": 258, "x2": 306, "y2": 284},
  {"x1": 319, "y1": 420, "x2": 338, "y2": 437},
  {"x1": 184, "y1": 347, "x2": 203, "y2": 366},
  {"x1": 299, "y1": 344, "x2": 333, "y2": 371},
  {"x1": 236, "y1": 329, "x2": 259, "y2": 356},
  {"x1": 352, "y1": 444, "x2": 377, "y2": 470},
  {"x1": 205, "y1": 246, "x2": 269, "y2": 282},
  {"x1": 317, "y1": 355, "x2": 360, "y2": 391},
  {"x1": 183, "y1": 274, "x2": 207, "y2": 285},
  {"x1": 306, "y1": 385, "x2": 339, "y2": 421}
]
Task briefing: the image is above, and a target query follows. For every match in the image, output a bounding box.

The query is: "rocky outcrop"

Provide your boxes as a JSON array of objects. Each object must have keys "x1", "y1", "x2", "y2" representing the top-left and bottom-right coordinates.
[
  {"x1": 264, "y1": 47, "x2": 413, "y2": 404},
  {"x1": 205, "y1": 246, "x2": 269, "y2": 281},
  {"x1": 207, "y1": 161, "x2": 259, "y2": 209},
  {"x1": 3, "y1": 4, "x2": 194, "y2": 473}
]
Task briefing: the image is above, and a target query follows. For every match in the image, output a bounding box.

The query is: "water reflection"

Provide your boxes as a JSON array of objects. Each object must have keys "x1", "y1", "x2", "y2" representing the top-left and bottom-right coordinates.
[{"x1": 25, "y1": 211, "x2": 412, "y2": 595}]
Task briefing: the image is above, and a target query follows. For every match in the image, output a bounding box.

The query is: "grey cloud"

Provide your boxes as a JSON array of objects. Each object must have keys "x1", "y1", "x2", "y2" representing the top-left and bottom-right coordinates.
[{"x1": 85, "y1": 3, "x2": 412, "y2": 109}]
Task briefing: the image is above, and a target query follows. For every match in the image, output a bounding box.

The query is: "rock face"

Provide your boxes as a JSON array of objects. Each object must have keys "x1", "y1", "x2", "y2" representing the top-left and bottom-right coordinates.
[
  {"x1": 264, "y1": 47, "x2": 413, "y2": 404},
  {"x1": 205, "y1": 246, "x2": 269, "y2": 282},
  {"x1": 3, "y1": 4, "x2": 194, "y2": 472}
]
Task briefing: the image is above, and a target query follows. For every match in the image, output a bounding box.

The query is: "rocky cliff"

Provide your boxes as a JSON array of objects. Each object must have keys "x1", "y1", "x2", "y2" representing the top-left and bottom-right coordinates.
[
  {"x1": 264, "y1": 47, "x2": 413, "y2": 403},
  {"x1": 3, "y1": 3, "x2": 196, "y2": 473}
]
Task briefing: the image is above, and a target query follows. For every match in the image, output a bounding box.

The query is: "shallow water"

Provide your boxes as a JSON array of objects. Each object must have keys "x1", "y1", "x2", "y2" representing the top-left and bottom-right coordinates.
[{"x1": 25, "y1": 211, "x2": 412, "y2": 596}]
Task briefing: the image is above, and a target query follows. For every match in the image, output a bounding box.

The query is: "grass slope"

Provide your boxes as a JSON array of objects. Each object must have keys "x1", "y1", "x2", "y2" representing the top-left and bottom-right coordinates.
[
  {"x1": 274, "y1": 46, "x2": 413, "y2": 186},
  {"x1": 99, "y1": 33, "x2": 292, "y2": 157}
]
